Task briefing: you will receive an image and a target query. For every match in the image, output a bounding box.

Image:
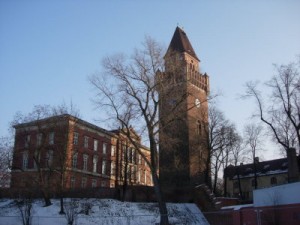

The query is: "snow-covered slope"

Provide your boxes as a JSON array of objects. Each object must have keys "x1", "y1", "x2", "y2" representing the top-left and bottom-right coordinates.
[{"x1": 0, "y1": 198, "x2": 209, "y2": 225}]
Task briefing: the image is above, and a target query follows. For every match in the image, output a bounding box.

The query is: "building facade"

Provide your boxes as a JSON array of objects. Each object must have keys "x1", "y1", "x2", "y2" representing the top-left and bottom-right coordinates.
[
  {"x1": 158, "y1": 27, "x2": 210, "y2": 189},
  {"x1": 224, "y1": 156, "x2": 300, "y2": 202},
  {"x1": 11, "y1": 114, "x2": 152, "y2": 194}
]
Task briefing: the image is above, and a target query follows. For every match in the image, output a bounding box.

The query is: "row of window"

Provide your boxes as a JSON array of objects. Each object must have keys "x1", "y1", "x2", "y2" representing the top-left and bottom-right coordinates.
[
  {"x1": 22, "y1": 150, "x2": 53, "y2": 169},
  {"x1": 233, "y1": 177, "x2": 278, "y2": 189},
  {"x1": 121, "y1": 146, "x2": 147, "y2": 166},
  {"x1": 69, "y1": 169, "x2": 151, "y2": 190},
  {"x1": 70, "y1": 176, "x2": 108, "y2": 189},
  {"x1": 72, "y1": 152, "x2": 149, "y2": 183},
  {"x1": 24, "y1": 132, "x2": 55, "y2": 148},
  {"x1": 72, "y1": 153, "x2": 112, "y2": 175},
  {"x1": 123, "y1": 165, "x2": 151, "y2": 184},
  {"x1": 73, "y1": 132, "x2": 114, "y2": 155},
  {"x1": 22, "y1": 132, "x2": 115, "y2": 156}
]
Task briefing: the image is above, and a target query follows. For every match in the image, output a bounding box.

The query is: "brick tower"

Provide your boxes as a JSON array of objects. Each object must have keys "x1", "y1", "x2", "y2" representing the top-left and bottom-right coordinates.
[{"x1": 159, "y1": 27, "x2": 210, "y2": 189}]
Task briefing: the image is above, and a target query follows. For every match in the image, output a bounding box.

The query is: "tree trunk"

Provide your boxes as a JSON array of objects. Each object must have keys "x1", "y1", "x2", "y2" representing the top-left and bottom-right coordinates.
[
  {"x1": 205, "y1": 154, "x2": 212, "y2": 189},
  {"x1": 254, "y1": 162, "x2": 258, "y2": 189},
  {"x1": 152, "y1": 171, "x2": 169, "y2": 225},
  {"x1": 121, "y1": 181, "x2": 128, "y2": 202},
  {"x1": 41, "y1": 191, "x2": 52, "y2": 207},
  {"x1": 237, "y1": 168, "x2": 243, "y2": 200},
  {"x1": 59, "y1": 195, "x2": 65, "y2": 214},
  {"x1": 121, "y1": 147, "x2": 129, "y2": 202},
  {"x1": 223, "y1": 175, "x2": 227, "y2": 197},
  {"x1": 213, "y1": 164, "x2": 218, "y2": 194},
  {"x1": 59, "y1": 172, "x2": 65, "y2": 214}
]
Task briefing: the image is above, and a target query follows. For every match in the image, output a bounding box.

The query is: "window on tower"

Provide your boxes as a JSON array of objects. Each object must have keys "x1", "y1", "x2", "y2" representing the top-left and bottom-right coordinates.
[{"x1": 196, "y1": 120, "x2": 202, "y2": 135}]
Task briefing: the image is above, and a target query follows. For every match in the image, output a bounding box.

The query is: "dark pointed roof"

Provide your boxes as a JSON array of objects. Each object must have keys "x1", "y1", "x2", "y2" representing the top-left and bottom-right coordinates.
[{"x1": 166, "y1": 26, "x2": 199, "y2": 61}]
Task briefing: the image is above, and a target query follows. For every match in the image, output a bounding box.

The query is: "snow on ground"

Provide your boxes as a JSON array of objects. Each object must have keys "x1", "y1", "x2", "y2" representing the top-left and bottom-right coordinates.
[{"x1": 0, "y1": 198, "x2": 210, "y2": 225}]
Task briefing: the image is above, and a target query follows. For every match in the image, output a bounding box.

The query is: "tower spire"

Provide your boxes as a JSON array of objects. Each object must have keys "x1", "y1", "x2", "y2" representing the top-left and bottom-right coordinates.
[{"x1": 165, "y1": 26, "x2": 199, "y2": 61}]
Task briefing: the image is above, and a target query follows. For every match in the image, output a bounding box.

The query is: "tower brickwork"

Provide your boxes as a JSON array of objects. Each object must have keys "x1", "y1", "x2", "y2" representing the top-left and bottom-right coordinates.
[{"x1": 159, "y1": 27, "x2": 210, "y2": 189}]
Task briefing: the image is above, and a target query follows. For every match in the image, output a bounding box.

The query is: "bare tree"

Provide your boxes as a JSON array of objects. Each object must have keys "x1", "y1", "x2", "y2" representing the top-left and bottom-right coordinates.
[
  {"x1": 243, "y1": 123, "x2": 264, "y2": 189},
  {"x1": 221, "y1": 128, "x2": 243, "y2": 197},
  {"x1": 227, "y1": 135, "x2": 245, "y2": 198},
  {"x1": 90, "y1": 35, "x2": 216, "y2": 224},
  {"x1": 244, "y1": 57, "x2": 300, "y2": 155},
  {"x1": 11, "y1": 103, "x2": 80, "y2": 209},
  {"x1": 64, "y1": 199, "x2": 79, "y2": 225},
  {"x1": 0, "y1": 136, "x2": 13, "y2": 188},
  {"x1": 12, "y1": 105, "x2": 54, "y2": 206},
  {"x1": 51, "y1": 103, "x2": 80, "y2": 214},
  {"x1": 204, "y1": 105, "x2": 239, "y2": 194},
  {"x1": 90, "y1": 37, "x2": 170, "y2": 225},
  {"x1": 15, "y1": 196, "x2": 33, "y2": 225}
]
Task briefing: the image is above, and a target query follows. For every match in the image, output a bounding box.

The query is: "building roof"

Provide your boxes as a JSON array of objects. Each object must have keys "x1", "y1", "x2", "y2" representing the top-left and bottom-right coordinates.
[
  {"x1": 13, "y1": 114, "x2": 116, "y2": 138},
  {"x1": 13, "y1": 114, "x2": 150, "y2": 151},
  {"x1": 165, "y1": 26, "x2": 199, "y2": 61},
  {"x1": 224, "y1": 157, "x2": 300, "y2": 180}
]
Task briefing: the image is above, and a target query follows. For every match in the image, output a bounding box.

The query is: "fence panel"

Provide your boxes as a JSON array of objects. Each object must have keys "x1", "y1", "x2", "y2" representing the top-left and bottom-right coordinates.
[
  {"x1": 204, "y1": 205, "x2": 300, "y2": 225},
  {"x1": 203, "y1": 210, "x2": 233, "y2": 225}
]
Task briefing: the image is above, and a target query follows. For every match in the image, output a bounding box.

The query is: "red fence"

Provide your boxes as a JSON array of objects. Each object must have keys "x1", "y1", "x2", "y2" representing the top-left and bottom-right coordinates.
[{"x1": 204, "y1": 203, "x2": 300, "y2": 225}]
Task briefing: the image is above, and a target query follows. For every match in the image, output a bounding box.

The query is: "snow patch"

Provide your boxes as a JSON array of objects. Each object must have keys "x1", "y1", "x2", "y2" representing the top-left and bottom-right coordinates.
[{"x1": 0, "y1": 198, "x2": 209, "y2": 225}]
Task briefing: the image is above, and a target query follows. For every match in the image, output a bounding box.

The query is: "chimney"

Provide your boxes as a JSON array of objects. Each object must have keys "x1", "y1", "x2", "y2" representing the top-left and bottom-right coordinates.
[{"x1": 287, "y1": 148, "x2": 300, "y2": 183}]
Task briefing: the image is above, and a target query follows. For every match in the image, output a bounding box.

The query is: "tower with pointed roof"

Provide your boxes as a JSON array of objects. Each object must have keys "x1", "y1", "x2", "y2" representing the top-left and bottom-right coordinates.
[{"x1": 159, "y1": 27, "x2": 210, "y2": 189}]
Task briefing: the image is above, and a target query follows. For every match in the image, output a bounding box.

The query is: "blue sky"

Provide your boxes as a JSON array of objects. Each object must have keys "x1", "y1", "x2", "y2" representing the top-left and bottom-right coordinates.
[{"x1": 1, "y1": 1, "x2": 300, "y2": 159}]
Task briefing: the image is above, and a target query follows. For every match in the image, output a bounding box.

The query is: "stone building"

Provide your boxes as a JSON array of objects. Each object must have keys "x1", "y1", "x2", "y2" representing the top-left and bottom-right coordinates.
[{"x1": 11, "y1": 114, "x2": 152, "y2": 194}]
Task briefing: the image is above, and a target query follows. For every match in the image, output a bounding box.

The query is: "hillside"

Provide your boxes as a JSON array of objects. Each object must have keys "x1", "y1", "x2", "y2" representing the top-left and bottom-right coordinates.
[{"x1": 0, "y1": 198, "x2": 209, "y2": 225}]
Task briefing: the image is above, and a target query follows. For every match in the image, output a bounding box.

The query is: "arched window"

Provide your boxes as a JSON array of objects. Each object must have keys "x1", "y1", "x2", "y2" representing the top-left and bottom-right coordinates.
[{"x1": 271, "y1": 177, "x2": 277, "y2": 185}]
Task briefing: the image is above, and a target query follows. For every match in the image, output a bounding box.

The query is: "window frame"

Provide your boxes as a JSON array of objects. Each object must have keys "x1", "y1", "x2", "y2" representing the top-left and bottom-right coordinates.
[
  {"x1": 83, "y1": 154, "x2": 88, "y2": 171},
  {"x1": 103, "y1": 143, "x2": 107, "y2": 154},
  {"x1": 70, "y1": 176, "x2": 76, "y2": 189},
  {"x1": 93, "y1": 155, "x2": 98, "y2": 173},
  {"x1": 49, "y1": 132, "x2": 55, "y2": 145},
  {"x1": 22, "y1": 151, "x2": 29, "y2": 169},
  {"x1": 73, "y1": 132, "x2": 79, "y2": 145},
  {"x1": 81, "y1": 177, "x2": 87, "y2": 188},
  {"x1": 84, "y1": 136, "x2": 89, "y2": 148},
  {"x1": 102, "y1": 159, "x2": 107, "y2": 175},
  {"x1": 72, "y1": 153, "x2": 78, "y2": 168},
  {"x1": 93, "y1": 139, "x2": 98, "y2": 151}
]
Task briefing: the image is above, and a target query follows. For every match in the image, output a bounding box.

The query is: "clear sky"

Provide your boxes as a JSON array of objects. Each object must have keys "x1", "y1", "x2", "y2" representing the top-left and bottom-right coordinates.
[{"x1": 1, "y1": 1, "x2": 300, "y2": 159}]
